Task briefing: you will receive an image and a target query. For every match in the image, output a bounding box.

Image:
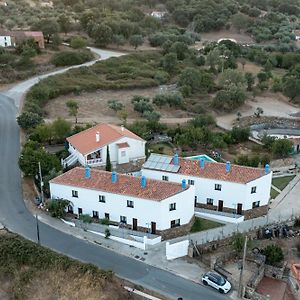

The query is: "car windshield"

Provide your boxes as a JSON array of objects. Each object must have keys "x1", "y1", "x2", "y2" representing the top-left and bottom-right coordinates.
[{"x1": 207, "y1": 272, "x2": 226, "y2": 286}]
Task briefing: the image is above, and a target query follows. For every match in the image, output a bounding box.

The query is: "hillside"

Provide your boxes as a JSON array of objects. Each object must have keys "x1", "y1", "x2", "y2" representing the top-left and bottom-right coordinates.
[{"x1": 0, "y1": 230, "x2": 132, "y2": 300}]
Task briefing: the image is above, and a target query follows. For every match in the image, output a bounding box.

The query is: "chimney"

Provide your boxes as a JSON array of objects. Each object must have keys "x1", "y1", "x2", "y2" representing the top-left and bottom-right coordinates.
[
  {"x1": 85, "y1": 165, "x2": 91, "y2": 179},
  {"x1": 112, "y1": 171, "x2": 117, "y2": 183},
  {"x1": 141, "y1": 176, "x2": 146, "y2": 188},
  {"x1": 265, "y1": 164, "x2": 270, "y2": 174},
  {"x1": 200, "y1": 158, "x2": 205, "y2": 169},
  {"x1": 121, "y1": 125, "x2": 124, "y2": 132},
  {"x1": 96, "y1": 131, "x2": 100, "y2": 142},
  {"x1": 226, "y1": 161, "x2": 231, "y2": 173},
  {"x1": 182, "y1": 179, "x2": 187, "y2": 189},
  {"x1": 173, "y1": 153, "x2": 179, "y2": 166}
]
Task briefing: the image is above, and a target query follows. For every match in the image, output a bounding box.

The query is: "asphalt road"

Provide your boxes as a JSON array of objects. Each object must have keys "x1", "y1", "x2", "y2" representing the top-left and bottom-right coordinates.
[{"x1": 0, "y1": 49, "x2": 228, "y2": 300}]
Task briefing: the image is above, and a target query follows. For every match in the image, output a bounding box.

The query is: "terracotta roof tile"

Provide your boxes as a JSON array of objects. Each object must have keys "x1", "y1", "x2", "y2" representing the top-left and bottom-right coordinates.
[
  {"x1": 117, "y1": 142, "x2": 130, "y2": 148},
  {"x1": 50, "y1": 167, "x2": 187, "y2": 201},
  {"x1": 144, "y1": 154, "x2": 267, "y2": 184},
  {"x1": 67, "y1": 123, "x2": 145, "y2": 155}
]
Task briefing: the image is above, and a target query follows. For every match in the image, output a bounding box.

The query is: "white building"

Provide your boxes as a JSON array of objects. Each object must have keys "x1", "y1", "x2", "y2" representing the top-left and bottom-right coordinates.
[
  {"x1": 50, "y1": 167, "x2": 195, "y2": 234},
  {"x1": 0, "y1": 32, "x2": 13, "y2": 47},
  {"x1": 63, "y1": 123, "x2": 146, "y2": 168},
  {"x1": 142, "y1": 154, "x2": 272, "y2": 219},
  {"x1": 150, "y1": 11, "x2": 166, "y2": 19}
]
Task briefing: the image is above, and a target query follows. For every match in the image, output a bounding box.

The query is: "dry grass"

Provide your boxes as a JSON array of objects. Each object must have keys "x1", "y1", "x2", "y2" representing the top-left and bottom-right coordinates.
[{"x1": 44, "y1": 87, "x2": 191, "y2": 125}]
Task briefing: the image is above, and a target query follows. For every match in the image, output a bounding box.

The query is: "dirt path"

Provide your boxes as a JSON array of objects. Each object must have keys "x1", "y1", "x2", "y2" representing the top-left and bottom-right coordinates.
[{"x1": 216, "y1": 92, "x2": 300, "y2": 130}]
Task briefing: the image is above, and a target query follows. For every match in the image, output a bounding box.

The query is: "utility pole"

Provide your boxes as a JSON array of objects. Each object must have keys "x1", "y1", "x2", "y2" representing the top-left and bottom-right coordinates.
[
  {"x1": 38, "y1": 161, "x2": 44, "y2": 205},
  {"x1": 238, "y1": 235, "x2": 248, "y2": 298},
  {"x1": 36, "y1": 214, "x2": 40, "y2": 245}
]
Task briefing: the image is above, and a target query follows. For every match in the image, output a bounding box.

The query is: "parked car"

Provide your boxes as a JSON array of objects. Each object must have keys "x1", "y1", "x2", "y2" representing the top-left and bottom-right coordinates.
[{"x1": 201, "y1": 272, "x2": 231, "y2": 294}]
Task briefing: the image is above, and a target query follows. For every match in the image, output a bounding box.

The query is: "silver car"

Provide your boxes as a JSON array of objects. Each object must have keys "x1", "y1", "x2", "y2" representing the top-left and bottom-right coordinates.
[{"x1": 201, "y1": 272, "x2": 231, "y2": 294}]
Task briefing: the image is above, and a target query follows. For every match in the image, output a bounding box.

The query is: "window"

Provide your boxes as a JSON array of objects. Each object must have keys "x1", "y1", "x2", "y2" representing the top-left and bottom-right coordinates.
[
  {"x1": 170, "y1": 219, "x2": 180, "y2": 228},
  {"x1": 169, "y1": 203, "x2": 176, "y2": 211},
  {"x1": 251, "y1": 186, "x2": 257, "y2": 194},
  {"x1": 207, "y1": 198, "x2": 214, "y2": 205},
  {"x1": 72, "y1": 190, "x2": 78, "y2": 198},
  {"x1": 252, "y1": 201, "x2": 260, "y2": 208},
  {"x1": 162, "y1": 175, "x2": 169, "y2": 181},
  {"x1": 127, "y1": 200, "x2": 134, "y2": 208},
  {"x1": 188, "y1": 179, "x2": 195, "y2": 185},
  {"x1": 99, "y1": 195, "x2": 105, "y2": 203},
  {"x1": 194, "y1": 196, "x2": 198, "y2": 206},
  {"x1": 105, "y1": 213, "x2": 110, "y2": 220},
  {"x1": 121, "y1": 151, "x2": 126, "y2": 157},
  {"x1": 120, "y1": 216, "x2": 127, "y2": 224},
  {"x1": 92, "y1": 211, "x2": 99, "y2": 219},
  {"x1": 215, "y1": 184, "x2": 222, "y2": 191}
]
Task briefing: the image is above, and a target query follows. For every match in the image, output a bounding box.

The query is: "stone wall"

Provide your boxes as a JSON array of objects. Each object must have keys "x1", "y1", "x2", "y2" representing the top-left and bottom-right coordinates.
[
  {"x1": 264, "y1": 262, "x2": 287, "y2": 280},
  {"x1": 196, "y1": 203, "x2": 268, "y2": 220},
  {"x1": 159, "y1": 216, "x2": 195, "y2": 240},
  {"x1": 244, "y1": 286, "x2": 270, "y2": 300}
]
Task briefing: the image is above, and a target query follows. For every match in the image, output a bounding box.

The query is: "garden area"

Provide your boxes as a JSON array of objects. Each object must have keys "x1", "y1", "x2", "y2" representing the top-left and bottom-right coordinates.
[
  {"x1": 272, "y1": 175, "x2": 296, "y2": 191},
  {"x1": 191, "y1": 217, "x2": 223, "y2": 233}
]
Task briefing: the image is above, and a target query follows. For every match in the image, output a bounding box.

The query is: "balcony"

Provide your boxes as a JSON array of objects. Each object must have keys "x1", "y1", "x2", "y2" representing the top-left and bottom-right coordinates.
[{"x1": 86, "y1": 158, "x2": 103, "y2": 166}]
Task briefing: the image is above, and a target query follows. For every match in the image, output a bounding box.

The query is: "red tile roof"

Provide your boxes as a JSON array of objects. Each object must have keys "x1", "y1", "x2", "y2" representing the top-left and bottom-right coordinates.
[
  {"x1": 50, "y1": 167, "x2": 188, "y2": 201},
  {"x1": 67, "y1": 123, "x2": 145, "y2": 155},
  {"x1": 144, "y1": 155, "x2": 267, "y2": 184},
  {"x1": 117, "y1": 142, "x2": 130, "y2": 148}
]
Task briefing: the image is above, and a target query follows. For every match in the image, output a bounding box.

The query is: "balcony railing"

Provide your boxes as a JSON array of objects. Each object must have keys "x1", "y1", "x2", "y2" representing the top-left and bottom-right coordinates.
[{"x1": 87, "y1": 158, "x2": 103, "y2": 165}]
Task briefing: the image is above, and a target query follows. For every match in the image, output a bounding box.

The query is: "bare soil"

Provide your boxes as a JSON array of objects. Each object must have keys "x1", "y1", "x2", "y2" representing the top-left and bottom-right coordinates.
[{"x1": 44, "y1": 87, "x2": 192, "y2": 125}]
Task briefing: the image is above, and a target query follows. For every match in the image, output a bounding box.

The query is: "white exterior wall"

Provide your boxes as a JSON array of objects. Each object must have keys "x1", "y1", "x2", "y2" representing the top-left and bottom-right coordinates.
[
  {"x1": 49, "y1": 182, "x2": 194, "y2": 230},
  {"x1": 69, "y1": 136, "x2": 146, "y2": 167},
  {"x1": 142, "y1": 168, "x2": 272, "y2": 212},
  {"x1": 0, "y1": 36, "x2": 12, "y2": 47}
]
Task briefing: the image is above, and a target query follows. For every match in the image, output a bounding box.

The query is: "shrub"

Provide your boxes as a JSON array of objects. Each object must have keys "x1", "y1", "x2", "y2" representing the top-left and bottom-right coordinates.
[
  {"x1": 105, "y1": 228, "x2": 111, "y2": 239},
  {"x1": 100, "y1": 218, "x2": 109, "y2": 225},
  {"x1": 51, "y1": 50, "x2": 94, "y2": 66},
  {"x1": 17, "y1": 111, "x2": 44, "y2": 130},
  {"x1": 262, "y1": 245, "x2": 284, "y2": 266},
  {"x1": 46, "y1": 199, "x2": 69, "y2": 218},
  {"x1": 70, "y1": 36, "x2": 87, "y2": 49},
  {"x1": 232, "y1": 232, "x2": 245, "y2": 254},
  {"x1": 294, "y1": 218, "x2": 300, "y2": 228},
  {"x1": 79, "y1": 214, "x2": 93, "y2": 223},
  {"x1": 108, "y1": 99, "x2": 124, "y2": 112}
]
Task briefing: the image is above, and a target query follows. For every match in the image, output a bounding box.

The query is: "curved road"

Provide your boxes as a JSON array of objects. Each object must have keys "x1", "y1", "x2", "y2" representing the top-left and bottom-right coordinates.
[{"x1": 0, "y1": 48, "x2": 227, "y2": 300}]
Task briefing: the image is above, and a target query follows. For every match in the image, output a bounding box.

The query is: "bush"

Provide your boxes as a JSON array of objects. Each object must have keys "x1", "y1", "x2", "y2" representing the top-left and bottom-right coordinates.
[
  {"x1": 105, "y1": 228, "x2": 111, "y2": 239},
  {"x1": 100, "y1": 218, "x2": 109, "y2": 225},
  {"x1": 262, "y1": 245, "x2": 284, "y2": 266},
  {"x1": 79, "y1": 214, "x2": 93, "y2": 223},
  {"x1": 232, "y1": 232, "x2": 245, "y2": 254},
  {"x1": 294, "y1": 218, "x2": 300, "y2": 228},
  {"x1": 51, "y1": 50, "x2": 94, "y2": 66},
  {"x1": 152, "y1": 93, "x2": 183, "y2": 108},
  {"x1": 131, "y1": 96, "x2": 153, "y2": 113},
  {"x1": 17, "y1": 111, "x2": 44, "y2": 130},
  {"x1": 70, "y1": 36, "x2": 87, "y2": 49},
  {"x1": 46, "y1": 199, "x2": 69, "y2": 218}
]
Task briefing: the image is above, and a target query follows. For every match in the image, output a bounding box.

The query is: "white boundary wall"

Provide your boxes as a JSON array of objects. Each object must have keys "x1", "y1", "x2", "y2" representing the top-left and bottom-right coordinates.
[{"x1": 166, "y1": 240, "x2": 189, "y2": 260}]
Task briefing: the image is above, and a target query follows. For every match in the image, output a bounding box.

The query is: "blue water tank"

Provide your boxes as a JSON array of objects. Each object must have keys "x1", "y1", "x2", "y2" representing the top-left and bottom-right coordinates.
[
  {"x1": 173, "y1": 153, "x2": 179, "y2": 165},
  {"x1": 85, "y1": 165, "x2": 91, "y2": 179},
  {"x1": 141, "y1": 176, "x2": 146, "y2": 188},
  {"x1": 200, "y1": 158, "x2": 205, "y2": 169},
  {"x1": 265, "y1": 164, "x2": 270, "y2": 174},
  {"x1": 112, "y1": 171, "x2": 117, "y2": 183},
  {"x1": 226, "y1": 161, "x2": 231, "y2": 173},
  {"x1": 182, "y1": 179, "x2": 187, "y2": 189}
]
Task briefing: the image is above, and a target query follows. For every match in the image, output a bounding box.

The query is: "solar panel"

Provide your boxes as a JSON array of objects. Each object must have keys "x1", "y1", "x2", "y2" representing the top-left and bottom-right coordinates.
[{"x1": 143, "y1": 154, "x2": 180, "y2": 173}]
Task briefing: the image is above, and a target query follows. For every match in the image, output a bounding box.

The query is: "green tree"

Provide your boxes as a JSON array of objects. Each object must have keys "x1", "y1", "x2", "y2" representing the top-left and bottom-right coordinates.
[
  {"x1": 32, "y1": 19, "x2": 59, "y2": 43},
  {"x1": 112, "y1": 34, "x2": 125, "y2": 47},
  {"x1": 245, "y1": 72, "x2": 255, "y2": 91},
  {"x1": 52, "y1": 118, "x2": 72, "y2": 142},
  {"x1": 66, "y1": 100, "x2": 79, "y2": 124},
  {"x1": 143, "y1": 110, "x2": 160, "y2": 122},
  {"x1": 70, "y1": 36, "x2": 87, "y2": 49},
  {"x1": 162, "y1": 52, "x2": 178, "y2": 73},
  {"x1": 17, "y1": 111, "x2": 44, "y2": 130},
  {"x1": 170, "y1": 42, "x2": 189, "y2": 60},
  {"x1": 271, "y1": 139, "x2": 293, "y2": 157},
  {"x1": 129, "y1": 35, "x2": 144, "y2": 50},
  {"x1": 254, "y1": 107, "x2": 264, "y2": 118},
  {"x1": 282, "y1": 65, "x2": 300, "y2": 101},
  {"x1": 91, "y1": 23, "x2": 113, "y2": 47},
  {"x1": 231, "y1": 13, "x2": 250, "y2": 32},
  {"x1": 58, "y1": 14, "x2": 71, "y2": 35},
  {"x1": 232, "y1": 232, "x2": 245, "y2": 254},
  {"x1": 30, "y1": 123, "x2": 54, "y2": 144},
  {"x1": 263, "y1": 245, "x2": 284, "y2": 266},
  {"x1": 105, "y1": 146, "x2": 112, "y2": 172},
  {"x1": 19, "y1": 141, "x2": 61, "y2": 176}
]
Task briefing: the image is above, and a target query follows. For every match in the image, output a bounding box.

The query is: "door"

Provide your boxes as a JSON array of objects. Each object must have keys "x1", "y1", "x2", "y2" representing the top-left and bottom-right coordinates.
[
  {"x1": 218, "y1": 200, "x2": 223, "y2": 212},
  {"x1": 237, "y1": 203, "x2": 243, "y2": 215},
  {"x1": 105, "y1": 213, "x2": 109, "y2": 220},
  {"x1": 132, "y1": 218, "x2": 137, "y2": 231},
  {"x1": 151, "y1": 222, "x2": 156, "y2": 234},
  {"x1": 78, "y1": 208, "x2": 82, "y2": 215}
]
